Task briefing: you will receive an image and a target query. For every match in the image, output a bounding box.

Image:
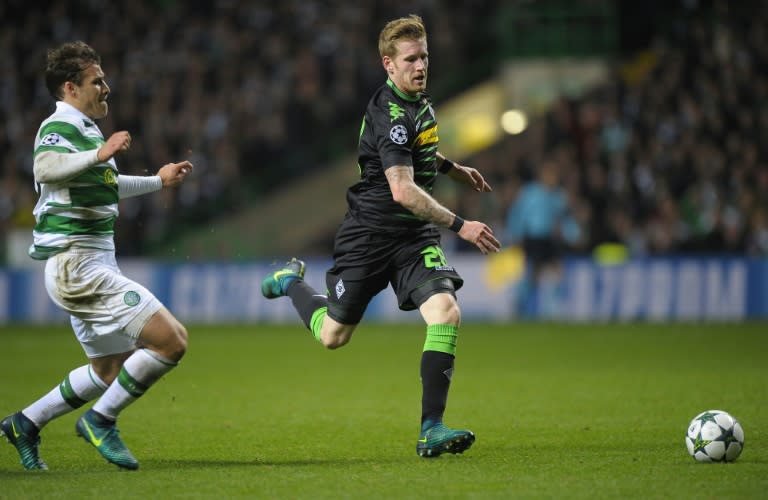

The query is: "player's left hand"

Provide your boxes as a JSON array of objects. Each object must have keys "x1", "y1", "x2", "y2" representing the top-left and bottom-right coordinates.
[
  {"x1": 447, "y1": 163, "x2": 492, "y2": 192},
  {"x1": 458, "y1": 220, "x2": 501, "y2": 254},
  {"x1": 157, "y1": 160, "x2": 194, "y2": 187}
]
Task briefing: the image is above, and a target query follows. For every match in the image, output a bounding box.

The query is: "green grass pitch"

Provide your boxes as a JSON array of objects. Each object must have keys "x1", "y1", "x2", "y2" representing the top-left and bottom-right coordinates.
[{"x1": 0, "y1": 322, "x2": 766, "y2": 498}]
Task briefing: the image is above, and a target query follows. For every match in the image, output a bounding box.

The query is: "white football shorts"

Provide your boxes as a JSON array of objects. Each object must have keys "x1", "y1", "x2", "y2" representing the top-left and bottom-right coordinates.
[{"x1": 44, "y1": 248, "x2": 162, "y2": 358}]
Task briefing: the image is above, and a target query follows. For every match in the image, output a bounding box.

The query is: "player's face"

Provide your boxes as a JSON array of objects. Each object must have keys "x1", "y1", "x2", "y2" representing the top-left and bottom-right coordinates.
[
  {"x1": 384, "y1": 38, "x2": 428, "y2": 96},
  {"x1": 69, "y1": 64, "x2": 110, "y2": 120}
]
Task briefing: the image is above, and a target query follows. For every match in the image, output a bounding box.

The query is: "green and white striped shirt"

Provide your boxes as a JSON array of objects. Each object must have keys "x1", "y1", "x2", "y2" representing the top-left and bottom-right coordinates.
[{"x1": 30, "y1": 101, "x2": 118, "y2": 260}]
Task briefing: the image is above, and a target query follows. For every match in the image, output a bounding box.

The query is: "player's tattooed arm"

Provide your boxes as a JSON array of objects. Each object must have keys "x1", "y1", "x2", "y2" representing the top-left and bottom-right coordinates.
[
  {"x1": 386, "y1": 165, "x2": 501, "y2": 254},
  {"x1": 385, "y1": 165, "x2": 455, "y2": 228}
]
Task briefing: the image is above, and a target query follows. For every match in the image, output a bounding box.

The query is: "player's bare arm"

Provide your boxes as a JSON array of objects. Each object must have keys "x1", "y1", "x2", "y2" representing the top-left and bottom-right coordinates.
[
  {"x1": 386, "y1": 165, "x2": 454, "y2": 226},
  {"x1": 385, "y1": 165, "x2": 501, "y2": 254}
]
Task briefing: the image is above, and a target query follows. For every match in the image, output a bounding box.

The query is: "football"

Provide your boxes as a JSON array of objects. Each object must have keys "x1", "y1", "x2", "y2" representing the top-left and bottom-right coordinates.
[{"x1": 685, "y1": 410, "x2": 744, "y2": 462}]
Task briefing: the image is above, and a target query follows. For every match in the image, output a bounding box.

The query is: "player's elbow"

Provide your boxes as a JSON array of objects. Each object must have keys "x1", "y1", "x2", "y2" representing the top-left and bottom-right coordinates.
[
  {"x1": 33, "y1": 153, "x2": 55, "y2": 183},
  {"x1": 389, "y1": 185, "x2": 406, "y2": 205},
  {"x1": 390, "y1": 183, "x2": 419, "y2": 210}
]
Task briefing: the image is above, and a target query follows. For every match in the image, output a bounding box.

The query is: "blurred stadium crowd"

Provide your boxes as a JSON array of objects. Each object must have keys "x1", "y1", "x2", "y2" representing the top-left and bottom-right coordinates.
[
  {"x1": 0, "y1": 1, "x2": 766, "y2": 262},
  {"x1": 0, "y1": 0, "x2": 498, "y2": 258},
  {"x1": 464, "y1": 1, "x2": 768, "y2": 258}
]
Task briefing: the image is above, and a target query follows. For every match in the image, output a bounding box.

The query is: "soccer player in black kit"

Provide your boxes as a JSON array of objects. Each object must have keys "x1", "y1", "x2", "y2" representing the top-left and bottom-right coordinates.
[{"x1": 262, "y1": 14, "x2": 500, "y2": 458}]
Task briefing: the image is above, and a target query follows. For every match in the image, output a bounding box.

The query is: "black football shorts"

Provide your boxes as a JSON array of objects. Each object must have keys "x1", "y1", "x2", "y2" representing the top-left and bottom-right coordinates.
[{"x1": 324, "y1": 214, "x2": 463, "y2": 324}]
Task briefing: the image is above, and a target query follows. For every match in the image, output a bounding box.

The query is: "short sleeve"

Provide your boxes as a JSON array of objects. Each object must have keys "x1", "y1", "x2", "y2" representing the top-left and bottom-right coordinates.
[{"x1": 370, "y1": 97, "x2": 414, "y2": 170}]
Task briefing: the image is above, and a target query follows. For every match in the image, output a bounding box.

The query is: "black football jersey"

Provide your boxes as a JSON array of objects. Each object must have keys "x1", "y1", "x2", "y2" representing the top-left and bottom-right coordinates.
[{"x1": 347, "y1": 79, "x2": 440, "y2": 231}]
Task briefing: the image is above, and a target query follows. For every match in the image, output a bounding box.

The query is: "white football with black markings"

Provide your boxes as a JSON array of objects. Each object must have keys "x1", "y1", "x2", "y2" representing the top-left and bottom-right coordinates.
[{"x1": 685, "y1": 410, "x2": 744, "y2": 462}]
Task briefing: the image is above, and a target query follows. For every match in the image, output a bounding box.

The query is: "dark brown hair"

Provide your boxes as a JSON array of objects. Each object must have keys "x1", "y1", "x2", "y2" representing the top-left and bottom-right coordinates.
[{"x1": 45, "y1": 41, "x2": 101, "y2": 99}]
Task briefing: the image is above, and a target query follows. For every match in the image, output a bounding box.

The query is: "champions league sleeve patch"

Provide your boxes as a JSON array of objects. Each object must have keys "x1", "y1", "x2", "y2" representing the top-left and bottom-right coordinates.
[
  {"x1": 389, "y1": 124, "x2": 408, "y2": 145},
  {"x1": 40, "y1": 133, "x2": 63, "y2": 146}
]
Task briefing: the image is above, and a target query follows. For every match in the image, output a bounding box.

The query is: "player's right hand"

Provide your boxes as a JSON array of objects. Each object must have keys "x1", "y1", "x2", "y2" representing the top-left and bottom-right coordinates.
[
  {"x1": 97, "y1": 131, "x2": 131, "y2": 161},
  {"x1": 458, "y1": 220, "x2": 501, "y2": 255}
]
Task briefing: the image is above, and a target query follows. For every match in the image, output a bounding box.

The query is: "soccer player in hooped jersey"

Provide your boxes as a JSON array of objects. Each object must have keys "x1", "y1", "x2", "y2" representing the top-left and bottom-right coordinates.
[
  {"x1": 262, "y1": 15, "x2": 500, "y2": 457},
  {"x1": 0, "y1": 41, "x2": 193, "y2": 470}
]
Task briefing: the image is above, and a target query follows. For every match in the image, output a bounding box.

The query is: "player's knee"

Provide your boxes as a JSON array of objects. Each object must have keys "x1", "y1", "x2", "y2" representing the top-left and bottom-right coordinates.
[
  {"x1": 320, "y1": 333, "x2": 350, "y2": 350},
  {"x1": 154, "y1": 320, "x2": 187, "y2": 362},
  {"x1": 169, "y1": 322, "x2": 188, "y2": 361},
  {"x1": 319, "y1": 325, "x2": 354, "y2": 350},
  {"x1": 420, "y1": 291, "x2": 461, "y2": 326},
  {"x1": 319, "y1": 317, "x2": 356, "y2": 350},
  {"x1": 441, "y1": 299, "x2": 461, "y2": 326}
]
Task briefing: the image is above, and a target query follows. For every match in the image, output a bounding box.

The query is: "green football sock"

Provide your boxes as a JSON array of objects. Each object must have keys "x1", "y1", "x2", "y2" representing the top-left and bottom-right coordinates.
[{"x1": 310, "y1": 307, "x2": 327, "y2": 342}]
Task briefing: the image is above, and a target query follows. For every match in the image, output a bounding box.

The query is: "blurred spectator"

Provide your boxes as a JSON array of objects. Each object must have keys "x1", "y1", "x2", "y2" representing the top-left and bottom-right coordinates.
[
  {"x1": 503, "y1": 158, "x2": 579, "y2": 315},
  {"x1": 504, "y1": 159, "x2": 577, "y2": 260}
]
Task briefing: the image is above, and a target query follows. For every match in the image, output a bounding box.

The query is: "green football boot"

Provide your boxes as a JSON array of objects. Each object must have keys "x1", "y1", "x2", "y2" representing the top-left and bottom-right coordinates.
[
  {"x1": 416, "y1": 421, "x2": 475, "y2": 458},
  {"x1": 0, "y1": 412, "x2": 48, "y2": 470},
  {"x1": 75, "y1": 409, "x2": 139, "y2": 470},
  {"x1": 261, "y1": 258, "x2": 306, "y2": 298}
]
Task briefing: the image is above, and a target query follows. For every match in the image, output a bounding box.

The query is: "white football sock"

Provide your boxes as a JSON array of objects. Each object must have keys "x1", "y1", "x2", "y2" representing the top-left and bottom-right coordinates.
[
  {"x1": 23, "y1": 365, "x2": 108, "y2": 430},
  {"x1": 92, "y1": 349, "x2": 177, "y2": 420}
]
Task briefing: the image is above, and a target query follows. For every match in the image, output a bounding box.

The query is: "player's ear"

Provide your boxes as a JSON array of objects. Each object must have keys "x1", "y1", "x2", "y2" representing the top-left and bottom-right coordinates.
[
  {"x1": 382, "y1": 56, "x2": 393, "y2": 74},
  {"x1": 63, "y1": 81, "x2": 76, "y2": 98}
]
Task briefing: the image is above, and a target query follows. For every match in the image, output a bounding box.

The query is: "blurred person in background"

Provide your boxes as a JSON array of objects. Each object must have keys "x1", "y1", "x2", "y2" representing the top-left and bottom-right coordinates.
[
  {"x1": 1, "y1": 41, "x2": 193, "y2": 471},
  {"x1": 504, "y1": 158, "x2": 579, "y2": 315},
  {"x1": 260, "y1": 15, "x2": 500, "y2": 458}
]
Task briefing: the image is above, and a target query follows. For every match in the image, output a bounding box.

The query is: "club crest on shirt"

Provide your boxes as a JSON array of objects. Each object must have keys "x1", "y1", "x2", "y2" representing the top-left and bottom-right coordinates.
[
  {"x1": 389, "y1": 125, "x2": 408, "y2": 145},
  {"x1": 40, "y1": 133, "x2": 62, "y2": 146},
  {"x1": 104, "y1": 169, "x2": 117, "y2": 186},
  {"x1": 124, "y1": 291, "x2": 141, "y2": 307}
]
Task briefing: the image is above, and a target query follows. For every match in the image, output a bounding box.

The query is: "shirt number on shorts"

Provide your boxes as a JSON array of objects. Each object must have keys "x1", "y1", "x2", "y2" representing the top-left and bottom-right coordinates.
[{"x1": 421, "y1": 246, "x2": 447, "y2": 269}]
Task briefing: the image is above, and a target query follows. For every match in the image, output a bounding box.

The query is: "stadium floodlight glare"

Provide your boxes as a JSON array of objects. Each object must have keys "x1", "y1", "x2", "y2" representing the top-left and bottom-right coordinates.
[{"x1": 500, "y1": 109, "x2": 528, "y2": 135}]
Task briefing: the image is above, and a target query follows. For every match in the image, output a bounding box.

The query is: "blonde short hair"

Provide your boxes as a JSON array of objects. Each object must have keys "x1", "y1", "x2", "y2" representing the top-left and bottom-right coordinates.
[{"x1": 378, "y1": 14, "x2": 426, "y2": 58}]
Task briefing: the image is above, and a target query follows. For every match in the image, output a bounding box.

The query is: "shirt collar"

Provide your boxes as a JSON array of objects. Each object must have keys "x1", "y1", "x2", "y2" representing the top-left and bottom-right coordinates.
[
  {"x1": 55, "y1": 101, "x2": 99, "y2": 128},
  {"x1": 386, "y1": 78, "x2": 421, "y2": 102}
]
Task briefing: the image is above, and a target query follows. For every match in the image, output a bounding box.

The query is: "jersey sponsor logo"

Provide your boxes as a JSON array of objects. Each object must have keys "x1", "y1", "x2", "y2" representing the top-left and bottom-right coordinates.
[
  {"x1": 388, "y1": 101, "x2": 405, "y2": 122},
  {"x1": 335, "y1": 279, "x2": 346, "y2": 299},
  {"x1": 389, "y1": 125, "x2": 408, "y2": 145},
  {"x1": 40, "y1": 133, "x2": 63, "y2": 146},
  {"x1": 414, "y1": 125, "x2": 438, "y2": 147},
  {"x1": 124, "y1": 291, "x2": 141, "y2": 306}
]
